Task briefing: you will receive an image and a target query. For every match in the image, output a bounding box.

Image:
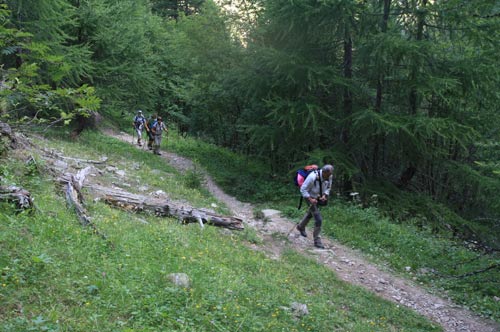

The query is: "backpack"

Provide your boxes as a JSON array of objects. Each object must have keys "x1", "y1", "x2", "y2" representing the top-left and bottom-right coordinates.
[
  {"x1": 294, "y1": 164, "x2": 318, "y2": 188},
  {"x1": 148, "y1": 118, "x2": 157, "y2": 130},
  {"x1": 134, "y1": 115, "x2": 145, "y2": 127},
  {"x1": 294, "y1": 165, "x2": 319, "y2": 209}
]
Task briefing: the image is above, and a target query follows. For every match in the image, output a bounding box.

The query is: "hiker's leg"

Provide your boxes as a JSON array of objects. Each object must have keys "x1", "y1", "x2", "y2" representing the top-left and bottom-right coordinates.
[
  {"x1": 148, "y1": 132, "x2": 153, "y2": 149},
  {"x1": 298, "y1": 204, "x2": 313, "y2": 229},
  {"x1": 311, "y1": 205, "x2": 324, "y2": 247},
  {"x1": 136, "y1": 128, "x2": 141, "y2": 144},
  {"x1": 154, "y1": 135, "x2": 162, "y2": 154},
  {"x1": 158, "y1": 136, "x2": 162, "y2": 151}
]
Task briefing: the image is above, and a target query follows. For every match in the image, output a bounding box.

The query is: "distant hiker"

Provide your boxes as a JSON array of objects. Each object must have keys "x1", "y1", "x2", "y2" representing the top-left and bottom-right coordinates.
[
  {"x1": 133, "y1": 110, "x2": 146, "y2": 146},
  {"x1": 146, "y1": 114, "x2": 157, "y2": 150},
  {"x1": 151, "y1": 116, "x2": 167, "y2": 155},
  {"x1": 296, "y1": 164, "x2": 333, "y2": 249}
]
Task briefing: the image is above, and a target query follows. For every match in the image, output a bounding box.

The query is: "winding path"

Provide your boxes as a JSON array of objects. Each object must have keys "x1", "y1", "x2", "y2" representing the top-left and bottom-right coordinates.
[{"x1": 109, "y1": 130, "x2": 499, "y2": 332}]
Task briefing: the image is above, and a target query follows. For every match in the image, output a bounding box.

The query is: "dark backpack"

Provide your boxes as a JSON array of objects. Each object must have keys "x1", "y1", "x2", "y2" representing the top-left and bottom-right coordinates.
[
  {"x1": 294, "y1": 165, "x2": 319, "y2": 209},
  {"x1": 134, "y1": 115, "x2": 145, "y2": 128}
]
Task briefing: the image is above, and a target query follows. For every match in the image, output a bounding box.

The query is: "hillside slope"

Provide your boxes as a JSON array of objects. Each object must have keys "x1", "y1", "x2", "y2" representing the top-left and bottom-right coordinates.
[{"x1": 108, "y1": 130, "x2": 498, "y2": 332}]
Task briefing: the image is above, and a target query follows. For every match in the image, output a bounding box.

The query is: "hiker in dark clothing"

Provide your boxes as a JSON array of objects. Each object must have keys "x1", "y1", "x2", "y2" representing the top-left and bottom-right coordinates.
[
  {"x1": 133, "y1": 110, "x2": 146, "y2": 146},
  {"x1": 296, "y1": 164, "x2": 333, "y2": 248},
  {"x1": 151, "y1": 116, "x2": 167, "y2": 155},
  {"x1": 145, "y1": 114, "x2": 157, "y2": 150}
]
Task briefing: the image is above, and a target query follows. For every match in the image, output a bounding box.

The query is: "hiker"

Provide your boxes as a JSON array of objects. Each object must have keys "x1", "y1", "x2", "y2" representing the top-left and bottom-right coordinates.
[
  {"x1": 133, "y1": 110, "x2": 146, "y2": 146},
  {"x1": 145, "y1": 114, "x2": 157, "y2": 150},
  {"x1": 296, "y1": 164, "x2": 333, "y2": 249},
  {"x1": 151, "y1": 116, "x2": 167, "y2": 155}
]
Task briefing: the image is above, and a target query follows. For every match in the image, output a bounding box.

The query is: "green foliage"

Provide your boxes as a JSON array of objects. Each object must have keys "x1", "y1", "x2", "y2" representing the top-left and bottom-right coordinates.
[
  {"x1": 151, "y1": 0, "x2": 205, "y2": 19},
  {"x1": 161, "y1": 1, "x2": 244, "y2": 147},
  {"x1": 75, "y1": 0, "x2": 165, "y2": 115},
  {"x1": 183, "y1": 167, "x2": 204, "y2": 190},
  {"x1": 167, "y1": 130, "x2": 288, "y2": 202},
  {"x1": 0, "y1": 2, "x2": 99, "y2": 127},
  {"x1": 3, "y1": 0, "x2": 93, "y2": 86}
]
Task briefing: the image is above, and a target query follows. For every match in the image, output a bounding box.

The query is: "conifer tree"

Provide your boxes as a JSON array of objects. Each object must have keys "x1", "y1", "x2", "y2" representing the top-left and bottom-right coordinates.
[
  {"x1": 161, "y1": 1, "x2": 242, "y2": 145},
  {"x1": 0, "y1": 1, "x2": 99, "y2": 128},
  {"x1": 71, "y1": 0, "x2": 165, "y2": 116}
]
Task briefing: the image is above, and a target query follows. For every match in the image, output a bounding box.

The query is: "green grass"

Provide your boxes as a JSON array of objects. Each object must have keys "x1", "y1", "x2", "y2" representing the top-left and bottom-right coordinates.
[
  {"x1": 0, "y1": 131, "x2": 442, "y2": 331},
  {"x1": 164, "y1": 129, "x2": 500, "y2": 322}
]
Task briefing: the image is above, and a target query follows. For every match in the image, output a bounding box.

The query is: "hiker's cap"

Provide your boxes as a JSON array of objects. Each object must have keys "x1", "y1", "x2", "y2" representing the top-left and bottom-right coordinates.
[
  {"x1": 157, "y1": 116, "x2": 162, "y2": 121},
  {"x1": 137, "y1": 110, "x2": 143, "y2": 114}
]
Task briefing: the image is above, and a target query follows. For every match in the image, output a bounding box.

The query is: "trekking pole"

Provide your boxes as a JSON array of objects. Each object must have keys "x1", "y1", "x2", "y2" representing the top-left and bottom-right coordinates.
[{"x1": 287, "y1": 223, "x2": 299, "y2": 237}]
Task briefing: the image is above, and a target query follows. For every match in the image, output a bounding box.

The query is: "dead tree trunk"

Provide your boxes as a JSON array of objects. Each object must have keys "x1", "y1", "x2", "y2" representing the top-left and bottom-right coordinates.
[
  {"x1": 62, "y1": 167, "x2": 107, "y2": 239},
  {"x1": 0, "y1": 185, "x2": 33, "y2": 210},
  {"x1": 87, "y1": 184, "x2": 244, "y2": 230},
  {"x1": 58, "y1": 165, "x2": 244, "y2": 231}
]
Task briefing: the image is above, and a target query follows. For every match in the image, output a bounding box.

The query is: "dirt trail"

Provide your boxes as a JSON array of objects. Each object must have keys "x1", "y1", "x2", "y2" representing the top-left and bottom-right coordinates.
[{"x1": 109, "y1": 130, "x2": 498, "y2": 332}]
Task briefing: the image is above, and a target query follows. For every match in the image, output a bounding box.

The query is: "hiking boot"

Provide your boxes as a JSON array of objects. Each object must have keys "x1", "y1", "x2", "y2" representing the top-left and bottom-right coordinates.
[
  {"x1": 314, "y1": 241, "x2": 325, "y2": 249},
  {"x1": 297, "y1": 225, "x2": 307, "y2": 237}
]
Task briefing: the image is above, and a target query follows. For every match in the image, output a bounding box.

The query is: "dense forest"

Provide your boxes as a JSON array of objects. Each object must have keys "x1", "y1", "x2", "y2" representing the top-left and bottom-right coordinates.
[{"x1": 1, "y1": 0, "x2": 499, "y2": 246}]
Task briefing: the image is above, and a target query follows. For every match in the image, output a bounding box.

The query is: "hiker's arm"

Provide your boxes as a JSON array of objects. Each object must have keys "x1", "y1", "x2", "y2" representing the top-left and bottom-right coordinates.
[
  {"x1": 323, "y1": 175, "x2": 333, "y2": 197},
  {"x1": 300, "y1": 174, "x2": 317, "y2": 204}
]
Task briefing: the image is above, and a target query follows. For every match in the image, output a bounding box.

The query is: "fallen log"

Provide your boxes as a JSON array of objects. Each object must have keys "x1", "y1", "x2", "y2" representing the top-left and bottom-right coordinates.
[
  {"x1": 0, "y1": 185, "x2": 33, "y2": 210},
  {"x1": 63, "y1": 167, "x2": 107, "y2": 239},
  {"x1": 87, "y1": 184, "x2": 244, "y2": 230}
]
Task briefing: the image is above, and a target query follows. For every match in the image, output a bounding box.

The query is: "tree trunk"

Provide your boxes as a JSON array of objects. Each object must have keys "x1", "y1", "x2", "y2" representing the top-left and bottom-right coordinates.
[
  {"x1": 342, "y1": 24, "x2": 353, "y2": 145},
  {"x1": 58, "y1": 168, "x2": 244, "y2": 230},
  {"x1": 372, "y1": 0, "x2": 392, "y2": 178},
  {"x1": 87, "y1": 184, "x2": 244, "y2": 230},
  {"x1": 341, "y1": 22, "x2": 354, "y2": 193},
  {"x1": 0, "y1": 185, "x2": 33, "y2": 210},
  {"x1": 375, "y1": 0, "x2": 391, "y2": 114},
  {"x1": 409, "y1": 0, "x2": 428, "y2": 115},
  {"x1": 63, "y1": 167, "x2": 107, "y2": 239}
]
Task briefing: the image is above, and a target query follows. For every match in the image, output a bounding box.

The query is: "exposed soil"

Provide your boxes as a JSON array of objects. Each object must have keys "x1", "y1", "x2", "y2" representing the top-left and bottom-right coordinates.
[{"x1": 108, "y1": 130, "x2": 499, "y2": 332}]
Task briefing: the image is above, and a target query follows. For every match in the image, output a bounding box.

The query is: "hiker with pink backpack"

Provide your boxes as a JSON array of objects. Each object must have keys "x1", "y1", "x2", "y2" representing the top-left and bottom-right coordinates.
[{"x1": 295, "y1": 164, "x2": 334, "y2": 249}]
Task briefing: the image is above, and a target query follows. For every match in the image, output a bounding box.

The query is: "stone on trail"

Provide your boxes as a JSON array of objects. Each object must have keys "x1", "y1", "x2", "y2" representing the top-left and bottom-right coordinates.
[{"x1": 261, "y1": 209, "x2": 281, "y2": 219}]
